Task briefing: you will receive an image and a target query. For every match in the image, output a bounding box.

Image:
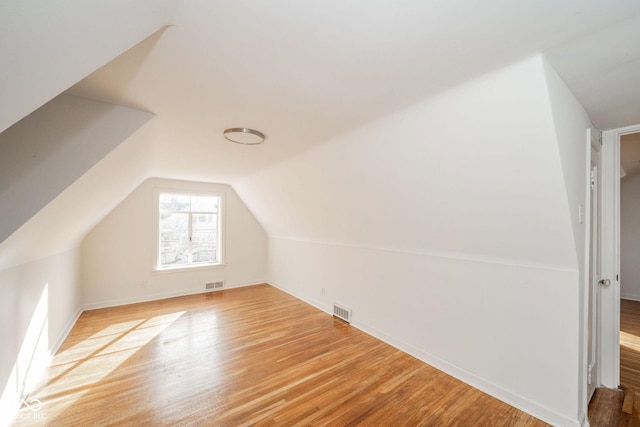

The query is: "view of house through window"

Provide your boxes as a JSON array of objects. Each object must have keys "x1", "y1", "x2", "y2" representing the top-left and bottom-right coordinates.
[{"x1": 158, "y1": 192, "x2": 221, "y2": 268}]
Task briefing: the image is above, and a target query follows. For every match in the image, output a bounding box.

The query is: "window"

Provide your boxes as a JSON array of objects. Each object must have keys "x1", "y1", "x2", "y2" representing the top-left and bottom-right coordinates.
[{"x1": 157, "y1": 192, "x2": 222, "y2": 269}]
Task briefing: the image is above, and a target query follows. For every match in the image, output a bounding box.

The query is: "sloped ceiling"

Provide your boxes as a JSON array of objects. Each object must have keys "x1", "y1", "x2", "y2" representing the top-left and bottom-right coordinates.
[
  {"x1": 0, "y1": 95, "x2": 154, "y2": 243},
  {"x1": 2, "y1": 1, "x2": 640, "y2": 267},
  {"x1": 0, "y1": 0, "x2": 176, "y2": 134},
  {"x1": 64, "y1": 1, "x2": 640, "y2": 184},
  {"x1": 545, "y1": 13, "x2": 640, "y2": 130},
  {"x1": 236, "y1": 57, "x2": 580, "y2": 268}
]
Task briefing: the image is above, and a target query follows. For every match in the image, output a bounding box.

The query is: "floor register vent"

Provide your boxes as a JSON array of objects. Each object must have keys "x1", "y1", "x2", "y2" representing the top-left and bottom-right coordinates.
[
  {"x1": 205, "y1": 281, "x2": 225, "y2": 290},
  {"x1": 333, "y1": 303, "x2": 352, "y2": 323}
]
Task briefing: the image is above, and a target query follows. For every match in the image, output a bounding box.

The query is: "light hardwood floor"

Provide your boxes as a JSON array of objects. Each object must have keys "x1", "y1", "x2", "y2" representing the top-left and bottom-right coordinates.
[
  {"x1": 586, "y1": 299, "x2": 640, "y2": 427},
  {"x1": 12, "y1": 284, "x2": 546, "y2": 426},
  {"x1": 621, "y1": 299, "x2": 640, "y2": 391}
]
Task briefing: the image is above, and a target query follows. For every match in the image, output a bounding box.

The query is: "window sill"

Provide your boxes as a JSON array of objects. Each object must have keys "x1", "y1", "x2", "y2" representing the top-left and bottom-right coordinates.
[{"x1": 153, "y1": 262, "x2": 227, "y2": 275}]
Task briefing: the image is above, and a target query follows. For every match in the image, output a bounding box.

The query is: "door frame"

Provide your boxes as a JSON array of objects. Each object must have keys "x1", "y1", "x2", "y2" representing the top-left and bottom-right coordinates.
[
  {"x1": 600, "y1": 123, "x2": 640, "y2": 387},
  {"x1": 587, "y1": 129, "x2": 601, "y2": 401}
]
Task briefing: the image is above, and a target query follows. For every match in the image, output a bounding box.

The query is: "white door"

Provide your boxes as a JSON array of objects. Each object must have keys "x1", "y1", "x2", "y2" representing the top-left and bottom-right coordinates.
[{"x1": 588, "y1": 133, "x2": 602, "y2": 400}]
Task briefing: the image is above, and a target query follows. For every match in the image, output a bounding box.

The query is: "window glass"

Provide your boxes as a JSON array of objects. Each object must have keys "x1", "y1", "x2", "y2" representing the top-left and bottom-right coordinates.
[{"x1": 158, "y1": 193, "x2": 221, "y2": 269}]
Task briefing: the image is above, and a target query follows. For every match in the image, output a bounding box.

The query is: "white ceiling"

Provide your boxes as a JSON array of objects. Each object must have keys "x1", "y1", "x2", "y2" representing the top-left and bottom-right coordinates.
[
  {"x1": 3, "y1": 0, "x2": 640, "y2": 268},
  {"x1": 545, "y1": 13, "x2": 640, "y2": 130},
  {"x1": 63, "y1": 0, "x2": 640, "y2": 183}
]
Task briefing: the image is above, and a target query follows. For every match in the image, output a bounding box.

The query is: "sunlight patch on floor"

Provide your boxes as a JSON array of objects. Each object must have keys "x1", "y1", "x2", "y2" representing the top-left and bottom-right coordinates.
[
  {"x1": 0, "y1": 284, "x2": 49, "y2": 427},
  {"x1": 14, "y1": 310, "x2": 185, "y2": 424},
  {"x1": 620, "y1": 330, "x2": 640, "y2": 351}
]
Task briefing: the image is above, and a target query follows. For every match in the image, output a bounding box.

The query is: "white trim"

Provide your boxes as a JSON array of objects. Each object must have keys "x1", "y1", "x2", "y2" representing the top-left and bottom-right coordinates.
[
  {"x1": 0, "y1": 305, "x2": 83, "y2": 427},
  {"x1": 82, "y1": 280, "x2": 262, "y2": 311},
  {"x1": 152, "y1": 262, "x2": 227, "y2": 275},
  {"x1": 582, "y1": 128, "x2": 596, "y2": 422},
  {"x1": 621, "y1": 295, "x2": 640, "y2": 303},
  {"x1": 2, "y1": 282, "x2": 266, "y2": 427},
  {"x1": 153, "y1": 187, "x2": 226, "y2": 272},
  {"x1": 599, "y1": 124, "x2": 640, "y2": 388},
  {"x1": 611, "y1": 124, "x2": 640, "y2": 137},
  {"x1": 600, "y1": 128, "x2": 620, "y2": 388},
  {"x1": 268, "y1": 280, "x2": 581, "y2": 427},
  {"x1": 580, "y1": 412, "x2": 590, "y2": 427},
  {"x1": 50, "y1": 306, "x2": 83, "y2": 357},
  {"x1": 269, "y1": 235, "x2": 579, "y2": 274}
]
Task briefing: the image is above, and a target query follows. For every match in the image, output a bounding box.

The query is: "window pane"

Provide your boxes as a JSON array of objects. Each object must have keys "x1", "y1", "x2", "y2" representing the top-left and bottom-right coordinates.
[
  {"x1": 192, "y1": 240, "x2": 215, "y2": 251},
  {"x1": 160, "y1": 212, "x2": 188, "y2": 230},
  {"x1": 161, "y1": 230, "x2": 189, "y2": 242},
  {"x1": 192, "y1": 213, "x2": 216, "y2": 230},
  {"x1": 160, "y1": 241, "x2": 189, "y2": 266},
  {"x1": 160, "y1": 194, "x2": 190, "y2": 212},
  {"x1": 191, "y1": 196, "x2": 218, "y2": 213},
  {"x1": 157, "y1": 192, "x2": 222, "y2": 269},
  {"x1": 192, "y1": 231, "x2": 215, "y2": 242},
  {"x1": 193, "y1": 251, "x2": 215, "y2": 263},
  {"x1": 192, "y1": 247, "x2": 215, "y2": 263}
]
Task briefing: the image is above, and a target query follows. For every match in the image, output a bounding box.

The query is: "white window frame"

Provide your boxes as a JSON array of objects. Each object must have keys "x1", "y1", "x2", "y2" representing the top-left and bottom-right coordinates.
[{"x1": 154, "y1": 189, "x2": 226, "y2": 272}]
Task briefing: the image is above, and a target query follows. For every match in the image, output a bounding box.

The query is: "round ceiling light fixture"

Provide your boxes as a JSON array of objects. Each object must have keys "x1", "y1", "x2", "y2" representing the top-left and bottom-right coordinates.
[{"x1": 223, "y1": 128, "x2": 265, "y2": 145}]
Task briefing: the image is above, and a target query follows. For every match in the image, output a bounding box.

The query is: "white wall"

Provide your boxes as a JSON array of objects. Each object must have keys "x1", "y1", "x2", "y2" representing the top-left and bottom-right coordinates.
[
  {"x1": 81, "y1": 178, "x2": 267, "y2": 308},
  {"x1": 0, "y1": 94, "x2": 155, "y2": 426},
  {"x1": 0, "y1": 94, "x2": 154, "y2": 244},
  {"x1": 542, "y1": 58, "x2": 591, "y2": 270},
  {"x1": 621, "y1": 173, "x2": 640, "y2": 300},
  {"x1": 0, "y1": 249, "x2": 82, "y2": 427},
  {"x1": 268, "y1": 238, "x2": 579, "y2": 420},
  {"x1": 0, "y1": 0, "x2": 175, "y2": 133},
  {"x1": 541, "y1": 57, "x2": 593, "y2": 423},
  {"x1": 236, "y1": 56, "x2": 582, "y2": 426}
]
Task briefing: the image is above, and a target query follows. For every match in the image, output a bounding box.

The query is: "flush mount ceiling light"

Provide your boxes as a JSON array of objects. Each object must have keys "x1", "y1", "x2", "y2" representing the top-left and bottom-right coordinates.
[{"x1": 223, "y1": 128, "x2": 265, "y2": 145}]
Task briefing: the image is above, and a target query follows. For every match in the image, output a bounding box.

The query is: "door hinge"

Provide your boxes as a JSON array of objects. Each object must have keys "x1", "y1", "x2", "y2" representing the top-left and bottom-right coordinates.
[{"x1": 590, "y1": 169, "x2": 595, "y2": 190}]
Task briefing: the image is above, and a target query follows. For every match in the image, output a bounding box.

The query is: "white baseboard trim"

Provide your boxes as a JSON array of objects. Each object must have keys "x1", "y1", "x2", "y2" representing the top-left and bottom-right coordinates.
[
  {"x1": 267, "y1": 280, "x2": 332, "y2": 315},
  {"x1": 267, "y1": 281, "x2": 580, "y2": 427},
  {"x1": 82, "y1": 280, "x2": 263, "y2": 311},
  {"x1": 352, "y1": 318, "x2": 578, "y2": 427},
  {"x1": 580, "y1": 411, "x2": 590, "y2": 427},
  {"x1": 621, "y1": 294, "x2": 640, "y2": 303},
  {"x1": 50, "y1": 306, "x2": 83, "y2": 357},
  {"x1": 2, "y1": 282, "x2": 266, "y2": 427},
  {"x1": 1, "y1": 306, "x2": 83, "y2": 427}
]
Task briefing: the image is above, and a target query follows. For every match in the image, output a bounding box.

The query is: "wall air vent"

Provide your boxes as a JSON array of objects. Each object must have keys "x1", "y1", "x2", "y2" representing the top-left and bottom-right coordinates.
[
  {"x1": 205, "y1": 281, "x2": 225, "y2": 290},
  {"x1": 333, "y1": 303, "x2": 352, "y2": 323}
]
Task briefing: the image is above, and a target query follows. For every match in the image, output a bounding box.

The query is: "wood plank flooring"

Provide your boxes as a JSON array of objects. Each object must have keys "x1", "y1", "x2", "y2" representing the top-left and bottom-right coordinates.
[
  {"x1": 621, "y1": 299, "x2": 640, "y2": 391},
  {"x1": 12, "y1": 284, "x2": 546, "y2": 426},
  {"x1": 587, "y1": 299, "x2": 640, "y2": 426},
  {"x1": 589, "y1": 387, "x2": 626, "y2": 427}
]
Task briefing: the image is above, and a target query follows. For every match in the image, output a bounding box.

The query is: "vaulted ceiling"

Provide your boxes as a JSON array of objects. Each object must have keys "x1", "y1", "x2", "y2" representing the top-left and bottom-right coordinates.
[
  {"x1": 2, "y1": 0, "x2": 640, "y2": 268},
  {"x1": 64, "y1": 1, "x2": 640, "y2": 182}
]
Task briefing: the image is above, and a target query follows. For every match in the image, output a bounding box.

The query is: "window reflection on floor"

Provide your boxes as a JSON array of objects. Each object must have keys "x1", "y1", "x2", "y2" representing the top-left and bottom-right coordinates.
[{"x1": 12, "y1": 310, "x2": 185, "y2": 424}]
